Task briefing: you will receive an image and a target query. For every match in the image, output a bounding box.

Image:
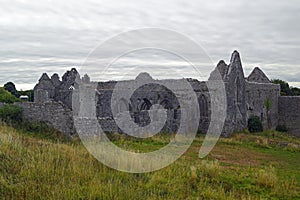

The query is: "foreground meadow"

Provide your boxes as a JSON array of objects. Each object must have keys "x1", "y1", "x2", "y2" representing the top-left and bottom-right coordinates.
[{"x1": 0, "y1": 124, "x2": 299, "y2": 199}]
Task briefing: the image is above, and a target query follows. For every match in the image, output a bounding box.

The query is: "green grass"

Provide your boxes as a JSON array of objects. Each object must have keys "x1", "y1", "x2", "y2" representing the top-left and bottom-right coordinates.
[{"x1": 0, "y1": 125, "x2": 299, "y2": 199}]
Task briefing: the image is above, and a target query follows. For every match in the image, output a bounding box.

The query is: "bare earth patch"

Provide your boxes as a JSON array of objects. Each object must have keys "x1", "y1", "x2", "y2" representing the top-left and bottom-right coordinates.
[{"x1": 210, "y1": 144, "x2": 271, "y2": 166}]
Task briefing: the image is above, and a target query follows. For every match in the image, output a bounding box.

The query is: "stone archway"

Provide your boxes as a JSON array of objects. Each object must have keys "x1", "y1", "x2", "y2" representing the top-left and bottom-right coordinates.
[
  {"x1": 139, "y1": 98, "x2": 152, "y2": 111},
  {"x1": 160, "y1": 99, "x2": 173, "y2": 110}
]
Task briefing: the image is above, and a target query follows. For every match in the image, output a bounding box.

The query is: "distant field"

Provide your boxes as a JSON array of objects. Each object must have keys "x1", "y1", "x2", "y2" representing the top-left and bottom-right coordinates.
[{"x1": 0, "y1": 124, "x2": 299, "y2": 199}]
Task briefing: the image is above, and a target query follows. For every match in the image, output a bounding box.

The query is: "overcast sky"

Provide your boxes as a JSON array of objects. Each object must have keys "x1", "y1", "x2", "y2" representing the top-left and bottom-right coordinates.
[{"x1": 0, "y1": 0, "x2": 299, "y2": 90}]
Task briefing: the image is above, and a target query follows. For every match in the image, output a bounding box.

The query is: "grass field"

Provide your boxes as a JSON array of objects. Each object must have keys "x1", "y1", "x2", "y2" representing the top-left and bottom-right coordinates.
[{"x1": 0, "y1": 124, "x2": 299, "y2": 199}]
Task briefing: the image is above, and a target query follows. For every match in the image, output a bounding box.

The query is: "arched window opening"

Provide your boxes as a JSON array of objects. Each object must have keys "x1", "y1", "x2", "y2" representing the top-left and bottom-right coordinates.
[
  {"x1": 236, "y1": 77, "x2": 242, "y2": 105},
  {"x1": 139, "y1": 98, "x2": 152, "y2": 111},
  {"x1": 160, "y1": 99, "x2": 172, "y2": 110},
  {"x1": 200, "y1": 95, "x2": 208, "y2": 118},
  {"x1": 174, "y1": 106, "x2": 180, "y2": 119}
]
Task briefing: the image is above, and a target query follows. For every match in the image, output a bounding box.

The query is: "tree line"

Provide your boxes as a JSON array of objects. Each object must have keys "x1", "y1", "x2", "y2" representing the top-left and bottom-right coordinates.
[
  {"x1": 2, "y1": 82, "x2": 34, "y2": 102},
  {"x1": 271, "y1": 79, "x2": 300, "y2": 96}
]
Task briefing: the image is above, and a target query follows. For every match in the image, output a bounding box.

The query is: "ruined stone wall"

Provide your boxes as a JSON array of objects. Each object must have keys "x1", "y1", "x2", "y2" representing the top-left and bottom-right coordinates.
[
  {"x1": 245, "y1": 82, "x2": 280, "y2": 129},
  {"x1": 34, "y1": 68, "x2": 78, "y2": 110},
  {"x1": 188, "y1": 80, "x2": 211, "y2": 133},
  {"x1": 16, "y1": 102, "x2": 75, "y2": 136},
  {"x1": 278, "y1": 96, "x2": 300, "y2": 137},
  {"x1": 26, "y1": 51, "x2": 297, "y2": 137},
  {"x1": 95, "y1": 77, "x2": 210, "y2": 134},
  {"x1": 214, "y1": 51, "x2": 247, "y2": 136}
]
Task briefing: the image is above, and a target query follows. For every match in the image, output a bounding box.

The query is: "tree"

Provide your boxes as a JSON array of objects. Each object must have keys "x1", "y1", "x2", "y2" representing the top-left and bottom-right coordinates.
[
  {"x1": 291, "y1": 87, "x2": 300, "y2": 96},
  {"x1": 271, "y1": 79, "x2": 300, "y2": 96},
  {"x1": 19, "y1": 90, "x2": 34, "y2": 102},
  {"x1": 4, "y1": 82, "x2": 20, "y2": 98}
]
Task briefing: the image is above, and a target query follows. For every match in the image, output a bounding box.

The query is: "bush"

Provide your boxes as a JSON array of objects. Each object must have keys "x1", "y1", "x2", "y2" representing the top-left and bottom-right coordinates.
[
  {"x1": 0, "y1": 87, "x2": 20, "y2": 103},
  {"x1": 247, "y1": 116, "x2": 263, "y2": 133},
  {"x1": 21, "y1": 121, "x2": 50, "y2": 133},
  {"x1": 0, "y1": 104, "x2": 22, "y2": 123},
  {"x1": 276, "y1": 124, "x2": 288, "y2": 132}
]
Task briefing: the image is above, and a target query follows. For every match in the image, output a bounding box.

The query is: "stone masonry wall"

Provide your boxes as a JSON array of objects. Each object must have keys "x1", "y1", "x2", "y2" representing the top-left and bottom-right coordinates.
[
  {"x1": 278, "y1": 96, "x2": 300, "y2": 137},
  {"x1": 16, "y1": 101, "x2": 75, "y2": 136},
  {"x1": 95, "y1": 76, "x2": 210, "y2": 134},
  {"x1": 246, "y1": 82, "x2": 280, "y2": 129},
  {"x1": 26, "y1": 51, "x2": 298, "y2": 137}
]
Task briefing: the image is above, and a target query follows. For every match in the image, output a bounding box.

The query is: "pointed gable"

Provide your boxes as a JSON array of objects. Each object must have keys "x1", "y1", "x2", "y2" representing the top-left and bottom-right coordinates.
[
  {"x1": 227, "y1": 50, "x2": 245, "y2": 77},
  {"x1": 39, "y1": 73, "x2": 50, "y2": 81},
  {"x1": 35, "y1": 73, "x2": 54, "y2": 90},
  {"x1": 247, "y1": 67, "x2": 271, "y2": 83},
  {"x1": 51, "y1": 73, "x2": 61, "y2": 87},
  {"x1": 217, "y1": 60, "x2": 228, "y2": 79}
]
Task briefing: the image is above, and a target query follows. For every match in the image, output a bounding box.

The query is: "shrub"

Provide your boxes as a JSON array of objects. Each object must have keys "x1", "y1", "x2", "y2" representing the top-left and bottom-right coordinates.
[
  {"x1": 276, "y1": 124, "x2": 288, "y2": 132},
  {"x1": 0, "y1": 87, "x2": 20, "y2": 103},
  {"x1": 0, "y1": 104, "x2": 22, "y2": 123},
  {"x1": 21, "y1": 121, "x2": 50, "y2": 133},
  {"x1": 247, "y1": 116, "x2": 263, "y2": 133}
]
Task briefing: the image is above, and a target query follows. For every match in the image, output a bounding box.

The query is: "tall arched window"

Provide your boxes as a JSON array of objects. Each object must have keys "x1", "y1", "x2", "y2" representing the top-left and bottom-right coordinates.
[
  {"x1": 236, "y1": 77, "x2": 241, "y2": 105},
  {"x1": 200, "y1": 95, "x2": 208, "y2": 118},
  {"x1": 160, "y1": 99, "x2": 172, "y2": 109},
  {"x1": 139, "y1": 98, "x2": 152, "y2": 111},
  {"x1": 174, "y1": 107, "x2": 180, "y2": 119}
]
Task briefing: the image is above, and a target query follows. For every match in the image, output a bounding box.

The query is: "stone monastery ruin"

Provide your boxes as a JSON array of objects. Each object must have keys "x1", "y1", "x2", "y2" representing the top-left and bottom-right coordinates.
[{"x1": 17, "y1": 51, "x2": 300, "y2": 137}]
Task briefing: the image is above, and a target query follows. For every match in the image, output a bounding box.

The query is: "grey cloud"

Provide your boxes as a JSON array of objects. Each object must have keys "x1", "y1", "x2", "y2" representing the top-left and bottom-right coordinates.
[{"x1": 0, "y1": 0, "x2": 299, "y2": 89}]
